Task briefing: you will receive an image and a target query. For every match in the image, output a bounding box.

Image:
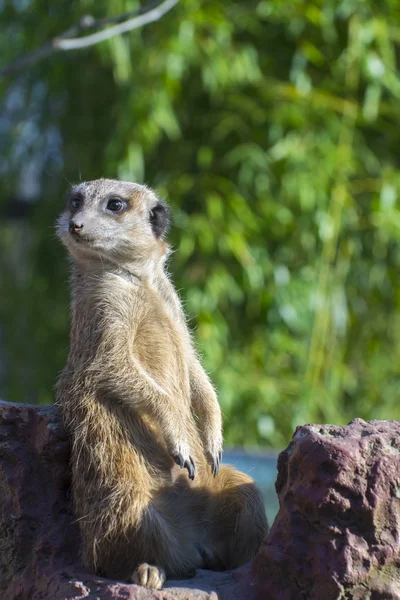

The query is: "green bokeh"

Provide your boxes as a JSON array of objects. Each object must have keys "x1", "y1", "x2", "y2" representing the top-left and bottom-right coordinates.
[{"x1": 1, "y1": 0, "x2": 400, "y2": 450}]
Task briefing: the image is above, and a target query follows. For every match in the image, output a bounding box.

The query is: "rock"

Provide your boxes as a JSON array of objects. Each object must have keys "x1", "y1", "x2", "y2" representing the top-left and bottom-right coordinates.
[
  {"x1": 248, "y1": 418, "x2": 400, "y2": 599},
  {"x1": 0, "y1": 401, "x2": 242, "y2": 600},
  {"x1": 2, "y1": 402, "x2": 400, "y2": 599}
]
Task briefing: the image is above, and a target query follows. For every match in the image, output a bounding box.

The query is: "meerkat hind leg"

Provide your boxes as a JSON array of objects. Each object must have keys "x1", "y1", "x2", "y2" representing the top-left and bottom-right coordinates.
[
  {"x1": 212, "y1": 465, "x2": 268, "y2": 569},
  {"x1": 130, "y1": 563, "x2": 166, "y2": 589}
]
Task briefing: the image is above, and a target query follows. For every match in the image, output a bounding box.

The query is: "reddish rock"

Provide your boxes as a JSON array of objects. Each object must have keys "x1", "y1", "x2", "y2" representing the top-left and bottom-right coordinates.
[
  {"x1": 249, "y1": 418, "x2": 400, "y2": 599},
  {"x1": 0, "y1": 401, "x2": 238, "y2": 600},
  {"x1": 2, "y1": 402, "x2": 400, "y2": 599}
]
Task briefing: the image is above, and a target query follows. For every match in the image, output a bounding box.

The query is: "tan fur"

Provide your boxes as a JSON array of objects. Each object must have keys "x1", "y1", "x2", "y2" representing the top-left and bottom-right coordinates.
[{"x1": 55, "y1": 179, "x2": 268, "y2": 588}]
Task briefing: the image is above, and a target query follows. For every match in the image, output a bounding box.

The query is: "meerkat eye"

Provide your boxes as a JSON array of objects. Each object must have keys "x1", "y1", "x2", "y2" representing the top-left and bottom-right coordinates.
[
  {"x1": 106, "y1": 197, "x2": 124, "y2": 212},
  {"x1": 70, "y1": 195, "x2": 82, "y2": 210}
]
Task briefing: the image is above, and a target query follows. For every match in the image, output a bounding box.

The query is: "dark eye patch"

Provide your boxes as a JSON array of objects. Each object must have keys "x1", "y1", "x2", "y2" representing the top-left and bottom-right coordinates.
[
  {"x1": 150, "y1": 200, "x2": 170, "y2": 238},
  {"x1": 70, "y1": 193, "x2": 83, "y2": 211}
]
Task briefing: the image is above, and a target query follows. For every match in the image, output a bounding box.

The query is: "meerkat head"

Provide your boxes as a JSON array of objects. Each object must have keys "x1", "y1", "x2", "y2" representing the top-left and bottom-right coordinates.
[{"x1": 56, "y1": 178, "x2": 170, "y2": 268}]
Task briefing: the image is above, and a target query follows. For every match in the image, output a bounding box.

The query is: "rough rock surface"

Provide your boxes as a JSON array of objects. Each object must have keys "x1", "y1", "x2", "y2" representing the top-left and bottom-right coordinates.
[
  {"x1": 0, "y1": 401, "x2": 244, "y2": 600},
  {"x1": 250, "y1": 418, "x2": 400, "y2": 599},
  {"x1": 2, "y1": 402, "x2": 400, "y2": 599}
]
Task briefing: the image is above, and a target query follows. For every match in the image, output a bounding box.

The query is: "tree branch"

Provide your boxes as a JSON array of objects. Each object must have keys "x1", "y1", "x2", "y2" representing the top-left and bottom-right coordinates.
[
  {"x1": 0, "y1": 0, "x2": 179, "y2": 77},
  {"x1": 57, "y1": 0, "x2": 179, "y2": 50}
]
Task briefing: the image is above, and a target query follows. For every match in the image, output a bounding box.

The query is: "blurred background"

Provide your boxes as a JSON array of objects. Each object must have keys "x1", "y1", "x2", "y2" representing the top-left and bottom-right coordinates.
[{"x1": 1, "y1": 0, "x2": 400, "y2": 467}]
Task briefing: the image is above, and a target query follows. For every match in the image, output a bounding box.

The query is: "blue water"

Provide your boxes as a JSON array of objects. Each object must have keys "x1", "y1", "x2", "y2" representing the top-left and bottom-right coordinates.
[{"x1": 223, "y1": 450, "x2": 279, "y2": 524}]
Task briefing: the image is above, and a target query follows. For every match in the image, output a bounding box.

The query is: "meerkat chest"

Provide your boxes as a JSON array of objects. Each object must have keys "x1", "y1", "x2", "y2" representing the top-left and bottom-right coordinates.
[{"x1": 134, "y1": 291, "x2": 191, "y2": 397}]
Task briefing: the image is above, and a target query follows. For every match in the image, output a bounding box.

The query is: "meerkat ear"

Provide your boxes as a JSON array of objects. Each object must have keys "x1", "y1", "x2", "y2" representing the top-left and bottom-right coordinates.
[{"x1": 149, "y1": 200, "x2": 170, "y2": 238}]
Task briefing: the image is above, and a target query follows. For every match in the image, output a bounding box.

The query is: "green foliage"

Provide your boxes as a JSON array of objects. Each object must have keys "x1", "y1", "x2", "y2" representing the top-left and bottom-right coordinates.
[{"x1": 1, "y1": 0, "x2": 400, "y2": 449}]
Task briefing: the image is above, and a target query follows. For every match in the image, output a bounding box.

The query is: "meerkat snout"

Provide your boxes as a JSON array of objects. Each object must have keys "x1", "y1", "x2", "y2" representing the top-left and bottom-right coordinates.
[{"x1": 69, "y1": 220, "x2": 84, "y2": 235}]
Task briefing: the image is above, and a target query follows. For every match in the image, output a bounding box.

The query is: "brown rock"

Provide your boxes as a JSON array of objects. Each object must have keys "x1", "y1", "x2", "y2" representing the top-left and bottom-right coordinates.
[
  {"x1": 249, "y1": 418, "x2": 400, "y2": 599},
  {"x1": 3, "y1": 402, "x2": 400, "y2": 599},
  {"x1": 0, "y1": 401, "x2": 240, "y2": 600}
]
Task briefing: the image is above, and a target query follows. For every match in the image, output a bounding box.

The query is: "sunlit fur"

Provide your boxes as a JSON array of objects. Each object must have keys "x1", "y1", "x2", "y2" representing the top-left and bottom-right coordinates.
[{"x1": 55, "y1": 178, "x2": 268, "y2": 589}]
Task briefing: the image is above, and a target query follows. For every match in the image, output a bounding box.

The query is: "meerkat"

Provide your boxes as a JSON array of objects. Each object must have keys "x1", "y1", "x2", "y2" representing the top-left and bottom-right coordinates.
[{"x1": 55, "y1": 178, "x2": 268, "y2": 590}]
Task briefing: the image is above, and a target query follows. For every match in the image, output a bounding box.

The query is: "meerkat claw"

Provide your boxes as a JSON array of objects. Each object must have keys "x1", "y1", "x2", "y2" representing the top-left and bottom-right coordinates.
[
  {"x1": 174, "y1": 454, "x2": 195, "y2": 480},
  {"x1": 186, "y1": 456, "x2": 195, "y2": 480},
  {"x1": 207, "y1": 450, "x2": 222, "y2": 477},
  {"x1": 212, "y1": 456, "x2": 220, "y2": 477},
  {"x1": 173, "y1": 454, "x2": 185, "y2": 468}
]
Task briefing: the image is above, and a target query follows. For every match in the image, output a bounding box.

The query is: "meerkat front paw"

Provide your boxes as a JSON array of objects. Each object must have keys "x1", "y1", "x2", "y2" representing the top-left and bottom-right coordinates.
[
  {"x1": 170, "y1": 440, "x2": 196, "y2": 480},
  {"x1": 130, "y1": 563, "x2": 166, "y2": 589}
]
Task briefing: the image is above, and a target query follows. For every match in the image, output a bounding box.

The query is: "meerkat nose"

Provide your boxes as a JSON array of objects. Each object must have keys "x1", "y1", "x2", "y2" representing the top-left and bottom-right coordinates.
[{"x1": 69, "y1": 220, "x2": 84, "y2": 235}]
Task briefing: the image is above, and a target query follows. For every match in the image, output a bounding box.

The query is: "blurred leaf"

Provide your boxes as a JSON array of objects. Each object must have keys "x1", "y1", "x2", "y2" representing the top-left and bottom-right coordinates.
[{"x1": 2, "y1": 0, "x2": 400, "y2": 450}]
